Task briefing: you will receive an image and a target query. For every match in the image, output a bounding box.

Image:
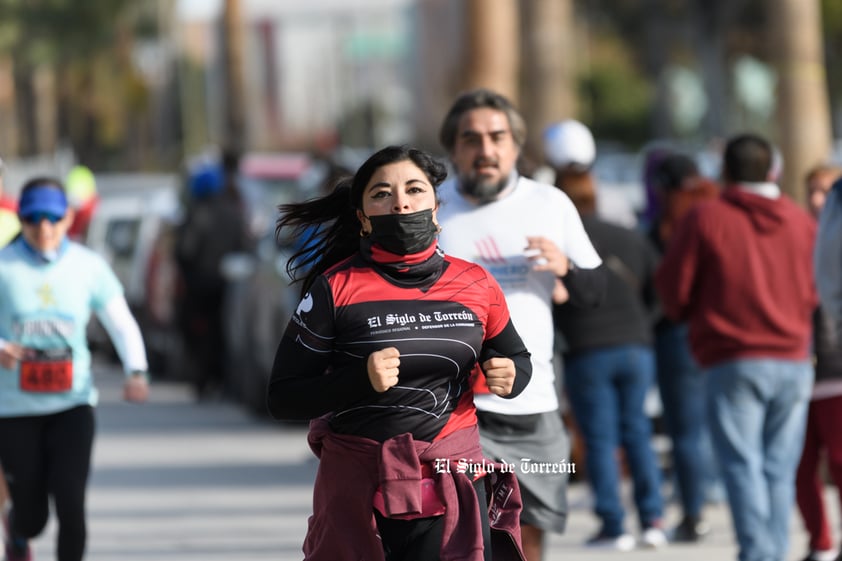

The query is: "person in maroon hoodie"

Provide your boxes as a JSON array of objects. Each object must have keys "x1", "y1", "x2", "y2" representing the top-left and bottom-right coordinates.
[{"x1": 655, "y1": 133, "x2": 817, "y2": 561}]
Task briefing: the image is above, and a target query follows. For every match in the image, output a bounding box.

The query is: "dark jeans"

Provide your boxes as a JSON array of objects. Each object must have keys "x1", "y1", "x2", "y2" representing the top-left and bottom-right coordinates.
[
  {"x1": 0, "y1": 405, "x2": 95, "y2": 561},
  {"x1": 655, "y1": 323, "x2": 720, "y2": 518},
  {"x1": 181, "y1": 284, "x2": 227, "y2": 396},
  {"x1": 565, "y1": 344, "x2": 663, "y2": 535}
]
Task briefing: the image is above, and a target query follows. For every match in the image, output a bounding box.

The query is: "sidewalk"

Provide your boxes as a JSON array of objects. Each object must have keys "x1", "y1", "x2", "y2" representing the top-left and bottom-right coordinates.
[{"x1": 17, "y1": 361, "x2": 838, "y2": 560}]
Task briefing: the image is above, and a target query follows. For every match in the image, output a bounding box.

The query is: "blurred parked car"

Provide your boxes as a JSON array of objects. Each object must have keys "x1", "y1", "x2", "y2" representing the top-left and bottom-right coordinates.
[
  {"x1": 86, "y1": 154, "x2": 345, "y2": 413},
  {"x1": 84, "y1": 173, "x2": 184, "y2": 377},
  {"x1": 220, "y1": 152, "x2": 329, "y2": 415}
]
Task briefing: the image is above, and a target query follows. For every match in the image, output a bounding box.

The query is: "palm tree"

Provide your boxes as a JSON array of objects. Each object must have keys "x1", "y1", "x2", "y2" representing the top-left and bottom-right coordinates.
[
  {"x1": 222, "y1": 0, "x2": 247, "y2": 155},
  {"x1": 769, "y1": 0, "x2": 832, "y2": 203},
  {"x1": 463, "y1": 0, "x2": 520, "y2": 103},
  {"x1": 521, "y1": 0, "x2": 578, "y2": 163}
]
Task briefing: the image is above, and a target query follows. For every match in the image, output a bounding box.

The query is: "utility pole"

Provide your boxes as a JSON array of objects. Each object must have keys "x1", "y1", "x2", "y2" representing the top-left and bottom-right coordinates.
[
  {"x1": 769, "y1": 0, "x2": 832, "y2": 204},
  {"x1": 0, "y1": 56, "x2": 17, "y2": 158}
]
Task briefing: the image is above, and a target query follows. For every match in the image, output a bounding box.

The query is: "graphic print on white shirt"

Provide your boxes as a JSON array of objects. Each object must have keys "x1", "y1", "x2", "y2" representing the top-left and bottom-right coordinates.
[{"x1": 436, "y1": 176, "x2": 601, "y2": 415}]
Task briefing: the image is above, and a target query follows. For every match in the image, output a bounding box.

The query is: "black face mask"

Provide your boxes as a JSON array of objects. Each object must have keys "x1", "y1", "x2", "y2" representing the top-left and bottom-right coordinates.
[{"x1": 366, "y1": 209, "x2": 438, "y2": 255}]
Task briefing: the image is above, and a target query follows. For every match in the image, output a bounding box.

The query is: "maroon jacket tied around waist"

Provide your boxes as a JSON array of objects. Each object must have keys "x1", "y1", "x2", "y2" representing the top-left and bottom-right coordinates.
[{"x1": 303, "y1": 417, "x2": 525, "y2": 561}]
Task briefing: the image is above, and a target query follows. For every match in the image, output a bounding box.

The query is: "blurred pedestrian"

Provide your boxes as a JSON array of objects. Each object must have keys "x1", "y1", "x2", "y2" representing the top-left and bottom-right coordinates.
[
  {"x1": 267, "y1": 145, "x2": 531, "y2": 561},
  {"x1": 547, "y1": 120, "x2": 667, "y2": 551},
  {"x1": 289, "y1": 153, "x2": 353, "y2": 272},
  {"x1": 542, "y1": 119, "x2": 638, "y2": 228},
  {"x1": 174, "y1": 160, "x2": 252, "y2": 400},
  {"x1": 796, "y1": 163, "x2": 842, "y2": 561},
  {"x1": 646, "y1": 150, "x2": 723, "y2": 542},
  {"x1": 0, "y1": 157, "x2": 20, "y2": 246},
  {"x1": 64, "y1": 164, "x2": 99, "y2": 243},
  {"x1": 815, "y1": 176, "x2": 842, "y2": 331},
  {"x1": 0, "y1": 155, "x2": 14, "y2": 530},
  {"x1": 656, "y1": 133, "x2": 817, "y2": 561},
  {"x1": 435, "y1": 89, "x2": 606, "y2": 561},
  {"x1": 640, "y1": 148, "x2": 671, "y2": 231},
  {"x1": 0, "y1": 177, "x2": 149, "y2": 561}
]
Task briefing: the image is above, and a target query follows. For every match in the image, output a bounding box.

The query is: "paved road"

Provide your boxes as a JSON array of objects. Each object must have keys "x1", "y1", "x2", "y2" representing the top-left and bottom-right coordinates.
[{"x1": 18, "y1": 360, "x2": 836, "y2": 560}]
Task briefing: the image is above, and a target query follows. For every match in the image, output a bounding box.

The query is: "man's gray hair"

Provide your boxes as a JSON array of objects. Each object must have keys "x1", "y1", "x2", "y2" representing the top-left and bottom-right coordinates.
[{"x1": 439, "y1": 88, "x2": 527, "y2": 152}]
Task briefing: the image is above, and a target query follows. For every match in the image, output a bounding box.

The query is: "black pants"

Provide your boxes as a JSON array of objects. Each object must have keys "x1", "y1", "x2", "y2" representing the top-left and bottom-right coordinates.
[
  {"x1": 180, "y1": 285, "x2": 226, "y2": 397},
  {"x1": 0, "y1": 405, "x2": 95, "y2": 561},
  {"x1": 374, "y1": 478, "x2": 492, "y2": 561}
]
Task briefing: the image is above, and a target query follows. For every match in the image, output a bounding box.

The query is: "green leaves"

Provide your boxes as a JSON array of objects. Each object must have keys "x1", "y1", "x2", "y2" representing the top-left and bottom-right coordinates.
[{"x1": 0, "y1": 0, "x2": 136, "y2": 62}]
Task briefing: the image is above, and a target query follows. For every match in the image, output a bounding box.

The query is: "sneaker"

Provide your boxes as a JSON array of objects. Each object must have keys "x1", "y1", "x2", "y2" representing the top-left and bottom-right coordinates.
[
  {"x1": 801, "y1": 549, "x2": 839, "y2": 561},
  {"x1": 585, "y1": 530, "x2": 636, "y2": 551},
  {"x1": 4, "y1": 541, "x2": 32, "y2": 561},
  {"x1": 3, "y1": 514, "x2": 32, "y2": 561},
  {"x1": 671, "y1": 515, "x2": 711, "y2": 543},
  {"x1": 641, "y1": 525, "x2": 668, "y2": 548}
]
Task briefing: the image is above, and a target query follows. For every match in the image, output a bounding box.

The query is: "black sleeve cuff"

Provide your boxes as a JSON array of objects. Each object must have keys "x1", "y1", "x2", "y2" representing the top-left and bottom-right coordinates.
[{"x1": 563, "y1": 263, "x2": 607, "y2": 309}]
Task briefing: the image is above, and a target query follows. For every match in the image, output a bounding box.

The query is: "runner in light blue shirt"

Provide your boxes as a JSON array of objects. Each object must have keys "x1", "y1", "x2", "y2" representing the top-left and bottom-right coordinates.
[{"x1": 0, "y1": 177, "x2": 148, "y2": 561}]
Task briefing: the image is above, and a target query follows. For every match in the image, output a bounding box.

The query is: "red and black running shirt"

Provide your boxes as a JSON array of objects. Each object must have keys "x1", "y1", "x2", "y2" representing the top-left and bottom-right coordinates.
[{"x1": 267, "y1": 250, "x2": 531, "y2": 442}]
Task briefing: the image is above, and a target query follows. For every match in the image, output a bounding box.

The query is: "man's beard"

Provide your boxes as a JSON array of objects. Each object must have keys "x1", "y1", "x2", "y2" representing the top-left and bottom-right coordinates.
[{"x1": 458, "y1": 173, "x2": 509, "y2": 204}]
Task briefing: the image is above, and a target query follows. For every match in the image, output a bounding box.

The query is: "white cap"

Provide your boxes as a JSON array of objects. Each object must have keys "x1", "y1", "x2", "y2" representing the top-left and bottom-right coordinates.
[{"x1": 542, "y1": 119, "x2": 596, "y2": 170}]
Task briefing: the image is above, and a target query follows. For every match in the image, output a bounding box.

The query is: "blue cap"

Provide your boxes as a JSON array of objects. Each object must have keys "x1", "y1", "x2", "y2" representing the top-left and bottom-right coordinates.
[
  {"x1": 18, "y1": 185, "x2": 68, "y2": 219},
  {"x1": 189, "y1": 165, "x2": 224, "y2": 198}
]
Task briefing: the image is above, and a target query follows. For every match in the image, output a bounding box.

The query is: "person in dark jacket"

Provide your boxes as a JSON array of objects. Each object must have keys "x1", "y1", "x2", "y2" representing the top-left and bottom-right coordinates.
[
  {"x1": 175, "y1": 160, "x2": 252, "y2": 400},
  {"x1": 267, "y1": 145, "x2": 532, "y2": 561},
  {"x1": 548, "y1": 126, "x2": 666, "y2": 551}
]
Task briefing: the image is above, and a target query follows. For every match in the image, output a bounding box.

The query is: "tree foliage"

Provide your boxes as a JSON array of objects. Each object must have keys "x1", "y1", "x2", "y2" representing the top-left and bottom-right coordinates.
[
  {"x1": 0, "y1": 0, "x2": 136, "y2": 63},
  {"x1": 579, "y1": 36, "x2": 654, "y2": 147},
  {"x1": 575, "y1": 0, "x2": 842, "y2": 143},
  {"x1": 0, "y1": 0, "x2": 153, "y2": 167}
]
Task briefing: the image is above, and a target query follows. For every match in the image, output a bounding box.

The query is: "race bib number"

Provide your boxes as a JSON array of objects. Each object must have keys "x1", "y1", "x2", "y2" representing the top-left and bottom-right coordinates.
[{"x1": 20, "y1": 347, "x2": 74, "y2": 393}]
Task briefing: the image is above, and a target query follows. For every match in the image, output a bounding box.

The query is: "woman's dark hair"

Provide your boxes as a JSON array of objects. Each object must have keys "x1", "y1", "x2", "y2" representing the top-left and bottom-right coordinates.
[
  {"x1": 651, "y1": 153, "x2": 699, "y2": 192},
  {"x1": 276, "y1": 145, "x2": 447, "y2": 296},
  {"x1": 20, "y1": 176, "x2": 65, "y2": 195}
]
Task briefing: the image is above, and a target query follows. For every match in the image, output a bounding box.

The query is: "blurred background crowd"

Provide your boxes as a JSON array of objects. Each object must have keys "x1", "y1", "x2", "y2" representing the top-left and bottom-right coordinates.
[
  {"x1": 0, "y1": 0, "x2": 837, "y2": 426},
  {"x1": 0, "y1": 0, "x2": 838, "y2": 426}
]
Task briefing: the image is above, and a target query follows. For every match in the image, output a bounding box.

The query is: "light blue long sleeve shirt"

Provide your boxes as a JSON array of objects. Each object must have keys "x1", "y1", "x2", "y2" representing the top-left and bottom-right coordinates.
[{"x1": 0, "y1": 237, "x2": 127, "y2": 416}]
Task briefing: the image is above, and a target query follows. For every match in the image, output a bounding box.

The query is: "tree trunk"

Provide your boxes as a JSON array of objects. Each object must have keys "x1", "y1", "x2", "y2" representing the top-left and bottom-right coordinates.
[
  {"x1": 769, "y1": 0, "x2": 832, "y2": 204},
  {"x1": 0, "y1": 56, "x2": 18, "y2": 158},
  {"x1": 463, "y1": 0, "x2": 520, "y2": 104},
  {"x1": 33, "y1": 65, "x2": 58, "y2": 155},
  {"x1": 222, "y1": 0, "x2": 247, "y2": 154},
  {"x1": 521, "y1": 0, "x2": 577, "y2": 164},
  {"x1": 14, "y1": 66, "x2": 37, "y2": 157}
]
